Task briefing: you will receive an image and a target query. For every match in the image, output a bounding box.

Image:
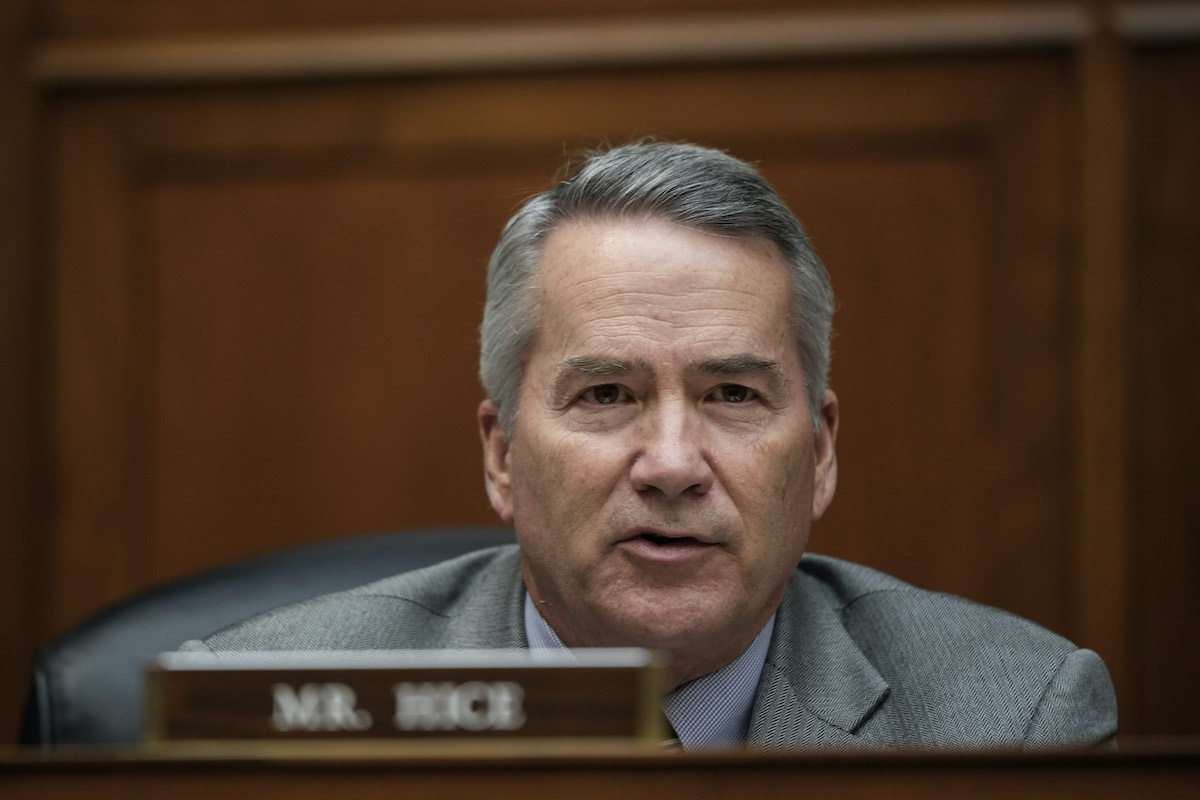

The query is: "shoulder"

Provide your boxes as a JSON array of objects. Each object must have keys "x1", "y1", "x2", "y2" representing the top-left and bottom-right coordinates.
[
  {"x1": 186, "y1": 545, "x2": 525, "y2": 652},
  {"x1": 345, "y1": 544, "x2": 522, "y2": 611},
  {"x1": 790, "y1": 553, "x2": 1118, "y2": 748},
  {"x1": 798, "y1": 552, "x2": 1072, "y2": 651}
]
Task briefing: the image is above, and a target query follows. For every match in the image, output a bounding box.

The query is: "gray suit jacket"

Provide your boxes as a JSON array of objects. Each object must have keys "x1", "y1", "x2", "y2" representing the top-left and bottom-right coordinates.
[{"x1": 185, "y1": 545, "x2": 1117, "y2": 750}]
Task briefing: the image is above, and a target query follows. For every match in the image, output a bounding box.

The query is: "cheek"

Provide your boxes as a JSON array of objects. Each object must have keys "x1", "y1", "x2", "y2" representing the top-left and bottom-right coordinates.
[
  {"x1": 509, "y1": 437, "x2": 561, "y2": 515},
  {"x1": 509, "y1": 431, "x2": 612, "y2": 534},
  {"x1": 725, "y1": 431, "x2": 816, "y2": 531},
  {"x1": 780, "y1": 442, "x2": 816, "y2": 504}
]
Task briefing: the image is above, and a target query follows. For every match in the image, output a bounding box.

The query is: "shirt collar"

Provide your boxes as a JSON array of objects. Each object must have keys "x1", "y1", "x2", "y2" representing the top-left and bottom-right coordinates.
[{"x1": 522, "y1": 592, "x2": 774, "y2": 748}]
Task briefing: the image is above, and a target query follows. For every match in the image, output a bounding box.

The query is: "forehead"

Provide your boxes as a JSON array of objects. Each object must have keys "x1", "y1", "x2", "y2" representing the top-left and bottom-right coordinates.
[{"x1": 534, "y1": 217, "x2": 793, "y2": 345}]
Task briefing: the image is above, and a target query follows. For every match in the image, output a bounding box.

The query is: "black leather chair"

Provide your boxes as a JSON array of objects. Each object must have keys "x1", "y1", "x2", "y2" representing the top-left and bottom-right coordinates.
[{"x1": 19, "y1": 527, "x2": 516, "y2": 747}]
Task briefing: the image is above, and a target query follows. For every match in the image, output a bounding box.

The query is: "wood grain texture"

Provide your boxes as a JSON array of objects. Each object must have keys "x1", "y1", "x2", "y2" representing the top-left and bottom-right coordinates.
[
  {"x1": 32, "y1": 7, "x2": 1087, "y2": 87},
  {"x1": 1072, "y1": 3, "x2": 1135, "y2": 724},
  {"x1": 1130, "y1": 46, "x2": 1200, "y2": 736},
  {"x1": 0, "y1": 0, "x2": 39, "y2": 747},
  {"x1": 44, "y1": 57, "x2": 1076, "y2": 640},
  {"x1": 38, "y1": 0, "x2": 1087, "y2": 37},
  {"x1": 3, "y1": 747, "x2": 1200, "y2": 800}
]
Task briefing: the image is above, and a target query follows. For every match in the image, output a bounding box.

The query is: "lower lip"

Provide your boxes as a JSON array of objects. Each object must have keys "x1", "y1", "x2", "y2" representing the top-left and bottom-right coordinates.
[{"x1": 618, "y1": 536, "x2": 716, "y2": 564}]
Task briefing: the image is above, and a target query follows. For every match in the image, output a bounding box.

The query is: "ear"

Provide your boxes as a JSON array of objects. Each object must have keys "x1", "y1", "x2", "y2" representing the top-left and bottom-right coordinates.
[
  {"x1": 811, "y1": 389, "x2": 839, "y2": 522},
  {"x1": 478, "y1": 399, "x2": 515, "y2": 524}
]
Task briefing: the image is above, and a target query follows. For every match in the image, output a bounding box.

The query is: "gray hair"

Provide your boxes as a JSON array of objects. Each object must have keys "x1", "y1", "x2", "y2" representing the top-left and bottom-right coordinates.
[{"x1": 480, "y1": 141, "x2": 834, "y2": 435}]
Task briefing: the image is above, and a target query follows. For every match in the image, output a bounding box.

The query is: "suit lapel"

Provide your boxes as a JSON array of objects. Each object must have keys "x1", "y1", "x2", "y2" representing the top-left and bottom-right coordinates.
[{"x1": 748, "y1": 567, "x2": 890, "y2": 748}]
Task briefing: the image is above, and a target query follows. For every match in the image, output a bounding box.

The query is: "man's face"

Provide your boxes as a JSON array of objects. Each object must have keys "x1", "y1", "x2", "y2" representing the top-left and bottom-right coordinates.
[{"x1": 478, "y1": 217, "x2": 838, "y2": 688}]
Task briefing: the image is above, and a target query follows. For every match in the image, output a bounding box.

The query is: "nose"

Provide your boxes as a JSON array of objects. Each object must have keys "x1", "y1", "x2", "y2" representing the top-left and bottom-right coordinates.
[{"x1": 629, "y1": 404, "x2": 714, "y2": 498}]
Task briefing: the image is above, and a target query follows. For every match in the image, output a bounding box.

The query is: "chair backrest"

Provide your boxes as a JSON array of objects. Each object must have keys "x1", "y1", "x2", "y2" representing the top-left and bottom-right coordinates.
[{"x1": 19, "y1": 527, "x2": 516, "y2": 746}]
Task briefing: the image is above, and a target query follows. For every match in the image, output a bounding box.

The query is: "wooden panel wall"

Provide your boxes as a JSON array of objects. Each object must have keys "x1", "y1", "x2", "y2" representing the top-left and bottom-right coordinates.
[
  {"x1": 0, "y1": 0, "x2": 39, "y2": 753},
  {"x1": 3, "y1": 0, "x2": 1198, "y2": 741},
  {"x1": 1131, "y1": 45, "x2": 1200, "y2": 736}
]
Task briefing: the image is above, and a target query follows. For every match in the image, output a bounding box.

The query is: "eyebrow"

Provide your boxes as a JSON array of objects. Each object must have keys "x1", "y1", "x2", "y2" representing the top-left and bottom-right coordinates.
[
  {"x1": 549, "y1": 352, "x2": 787, "y2": 406},
  {"x1": 561, "y1": 353, "x2": 780, "y2": 378},
  {"x1": 692, "y1": 354, "x2": 790, "y2": 396},
  {"x1": 549, "y1": 356, "x2": 648, "y2": 407},
  {"x1": 560, "y1": 355, "x2": 645, "y2": 377},
  {"x1": 691, "y1": 353, "x2": 783, "y2": 378}
]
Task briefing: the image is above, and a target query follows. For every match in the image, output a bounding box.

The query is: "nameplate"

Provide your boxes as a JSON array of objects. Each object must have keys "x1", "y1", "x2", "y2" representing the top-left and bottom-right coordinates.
[{"x1": 146, "y1": 649, "x2": 668, "y2": 743}]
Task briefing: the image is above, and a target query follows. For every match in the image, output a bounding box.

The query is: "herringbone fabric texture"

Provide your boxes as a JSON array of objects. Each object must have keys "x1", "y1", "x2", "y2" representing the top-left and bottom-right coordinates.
[{"x1": 185, "y1": 546, "x2": 1117, "y2": 750}]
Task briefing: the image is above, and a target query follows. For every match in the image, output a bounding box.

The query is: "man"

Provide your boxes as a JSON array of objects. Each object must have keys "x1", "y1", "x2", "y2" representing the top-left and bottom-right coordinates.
[{"x1": 186, "y1": 141, "x2": 1117, "y2": 750}]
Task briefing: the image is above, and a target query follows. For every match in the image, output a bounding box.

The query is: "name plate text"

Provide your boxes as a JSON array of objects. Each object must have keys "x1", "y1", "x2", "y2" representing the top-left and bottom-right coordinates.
[{"x1": 146, "y1": 650, "x2": 667, "y2": 743}]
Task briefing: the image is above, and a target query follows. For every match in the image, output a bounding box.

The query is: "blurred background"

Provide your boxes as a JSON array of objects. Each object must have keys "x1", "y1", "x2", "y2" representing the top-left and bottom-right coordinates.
[{"x1": 2, "y1": 0, "x2": 1197, "y2": 742}]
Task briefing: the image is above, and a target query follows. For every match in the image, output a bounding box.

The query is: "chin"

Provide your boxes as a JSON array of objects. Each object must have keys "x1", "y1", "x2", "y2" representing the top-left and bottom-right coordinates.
[{"x1": 598, "y1": 595, "x2": 735, "y2": 651}]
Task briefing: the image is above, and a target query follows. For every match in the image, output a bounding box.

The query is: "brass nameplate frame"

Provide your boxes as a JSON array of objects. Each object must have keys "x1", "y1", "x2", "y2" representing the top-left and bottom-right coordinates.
[{"x1": 146, "y1": 649, "x2": 667, "y2": 743}]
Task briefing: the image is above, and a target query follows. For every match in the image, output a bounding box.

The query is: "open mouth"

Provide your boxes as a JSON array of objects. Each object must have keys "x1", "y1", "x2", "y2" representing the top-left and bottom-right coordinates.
[{"x1": 640, "y1": 533, "x2": 701, "y2": 546}]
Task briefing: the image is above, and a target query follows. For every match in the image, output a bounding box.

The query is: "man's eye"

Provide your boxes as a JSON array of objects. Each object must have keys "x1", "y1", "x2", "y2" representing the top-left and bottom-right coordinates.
[
  {"x1": 582, "y1": 384, "x2": 624, "y2": 405},
  {"x1": 715, "y1": 384, "x2": 755, "y2": 403}
]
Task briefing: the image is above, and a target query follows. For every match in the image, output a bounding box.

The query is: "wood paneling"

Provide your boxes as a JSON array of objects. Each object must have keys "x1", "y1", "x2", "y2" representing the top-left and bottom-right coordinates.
[
  {"x1": 7, "y1": 0, "x2": 1199, "y2": 744},
  {"x1": 30, "y1": 8, "x2": 1088, "y2": 88},
  {"x1": 0, "y1": 0, "x2": 39, "y2": 750},
  {"x1": 141, "y1": 168, "x2": 514, "y2": 579},
  {"x1": 798, "y1": 85, "x2": 1075, "y2": 635},
  {"x1": 45, "y1": 56, "x2": 1074, "y2": 639},
  {"x1": 37, "y1": 0, "x2": 1067, "y2": 37},
  {"x1": 1131, "y1": 46, "x2": 1200, "y2": 736},
  {"x1": 1072, "y1": 5, "x2": 1135, "y2": 722},
  {"x1": 4, "y1": 747, "x2": 1200, "y2": 800}
]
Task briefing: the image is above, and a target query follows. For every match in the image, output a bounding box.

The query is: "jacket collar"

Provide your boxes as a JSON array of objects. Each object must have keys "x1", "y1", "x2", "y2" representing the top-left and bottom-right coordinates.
[{"x1": 749, "y1": 566, "x2": 890, "y2": 747}]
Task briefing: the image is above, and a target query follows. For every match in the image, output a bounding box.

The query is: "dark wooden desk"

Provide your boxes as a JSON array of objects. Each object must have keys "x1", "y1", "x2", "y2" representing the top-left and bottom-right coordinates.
[{"x1": 3, "y1": 739, "x2": 1198, "y2": 799}]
